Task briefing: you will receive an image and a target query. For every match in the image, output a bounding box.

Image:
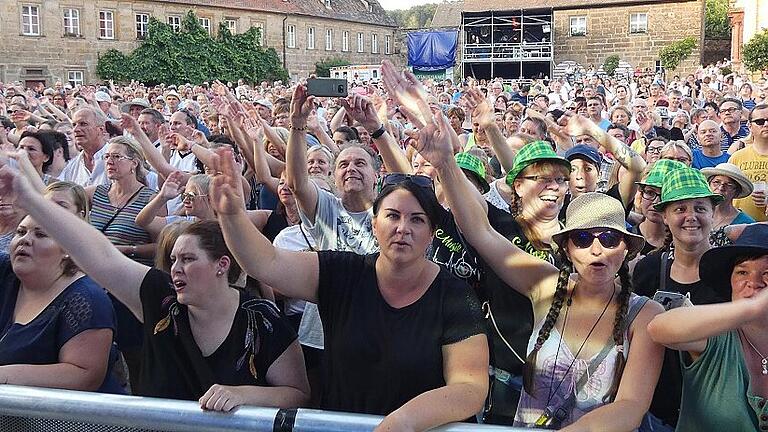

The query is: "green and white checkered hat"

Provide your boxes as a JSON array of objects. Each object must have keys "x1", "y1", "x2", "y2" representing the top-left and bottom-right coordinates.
[
  {"x1": 505, "y1": 140, "x2": 571, "y2": 186},
  {"x1": 653, "y1": 166, "x2": 724, "y2": 211},
  {"x1": 455, "y1": 152, "x2": 490, "y2": 193},
  {"x1": 636, "y1": 159, "x2": 687, "y2": 188}
]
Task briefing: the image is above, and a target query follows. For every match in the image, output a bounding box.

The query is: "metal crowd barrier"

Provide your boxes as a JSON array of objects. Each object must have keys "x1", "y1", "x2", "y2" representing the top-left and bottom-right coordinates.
[{"x1": 0, "y1": 385, "x2": 548, "y2": 432}]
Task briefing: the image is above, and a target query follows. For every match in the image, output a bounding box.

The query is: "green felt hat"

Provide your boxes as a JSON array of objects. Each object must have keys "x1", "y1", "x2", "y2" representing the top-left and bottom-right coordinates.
[
  {"x1": 653, "y1": 166, "x2": 724, "y2": 211},
  {"x1": 455, "y1": 152, "x2": 490, "y2": 193},
  {"x1": 636, "y1": 159, "x2": 687, "y2": 188},
  {"x1": 505, "y1": 140, "x2": 571, "y2": 186}
]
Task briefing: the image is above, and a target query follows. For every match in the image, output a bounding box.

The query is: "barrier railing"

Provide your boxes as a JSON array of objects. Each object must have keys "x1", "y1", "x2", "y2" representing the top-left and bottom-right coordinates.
[{"x1": 0, "y1": 385, "x2": 548, "y2": 431}]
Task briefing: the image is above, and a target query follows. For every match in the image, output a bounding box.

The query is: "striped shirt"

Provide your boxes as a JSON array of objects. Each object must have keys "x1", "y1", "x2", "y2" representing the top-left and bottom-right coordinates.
[{"x1": 90, "y1": 184, "x2": 155, "y2": 266}]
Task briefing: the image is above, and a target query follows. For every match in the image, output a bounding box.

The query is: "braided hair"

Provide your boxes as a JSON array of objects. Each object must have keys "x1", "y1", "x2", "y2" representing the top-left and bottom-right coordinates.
[
  {"x1": 523, "y1": 249, "x2": 572, "y2": 395},
  {"x1": 604, "y1": 260, "x2": 633, "y2": 402}
]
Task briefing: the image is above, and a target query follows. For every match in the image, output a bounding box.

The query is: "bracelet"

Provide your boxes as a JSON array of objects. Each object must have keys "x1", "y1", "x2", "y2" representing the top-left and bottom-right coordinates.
[
  {"x1": 370, "y1": 124, "x2": 386, "y2": 139},
  {"x1": 130, "y1": 245, "x2": 137, "y2": 258},
  {"x1": 291, "y1": 125, "x2": 307, "y2": 131}
]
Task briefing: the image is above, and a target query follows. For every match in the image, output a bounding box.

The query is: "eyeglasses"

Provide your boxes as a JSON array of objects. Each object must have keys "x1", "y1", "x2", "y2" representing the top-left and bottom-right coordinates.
[
  {"x1": 641, "y1": 188, "x2": 661, "y2": 202},
  {"x1": 102, "y1": 153, "x2": 133, "y2": 161},
  {"x1": 720, "y1": 107, "x2": 739, "y2": 114},
  {"x1": 709, "y1": 178, "x2": 737, "y2": 191},
  {"x1": 662, "y1": 156, "x2": 690, "y2": 164},
  {"x1": 646, "y1": 146, "x2": 664, "y2": 155},
  {"x1": 382, "y1": 173, "x2": 434, "y2": 190},
  {"x1": 181, "y1": 192, "x2": 208, "y2": 202},
  {"x1": 751, "y1": 118, "x2": 768, "y2": 126},
  {"x1": 569, "y1": 229, "x2": 624, "y2": 249},
  {"x1": 521, "y1": 175, "x2": 568, "y2": 186}
]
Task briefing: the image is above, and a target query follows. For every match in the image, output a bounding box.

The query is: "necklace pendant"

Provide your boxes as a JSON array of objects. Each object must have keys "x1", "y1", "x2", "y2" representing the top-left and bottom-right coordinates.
[{"x1": 762, "y1": 358, "x2": 767, "y2": 376}]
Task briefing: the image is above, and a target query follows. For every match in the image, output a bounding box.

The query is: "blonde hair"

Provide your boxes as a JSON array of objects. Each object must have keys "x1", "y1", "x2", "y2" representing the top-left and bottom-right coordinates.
[
  {"x1": 44, "y1": 180, "x2": 89, "y2": 221},
  {"x1": 109, "y1": 136, "x2": 149, "y2": 186}
]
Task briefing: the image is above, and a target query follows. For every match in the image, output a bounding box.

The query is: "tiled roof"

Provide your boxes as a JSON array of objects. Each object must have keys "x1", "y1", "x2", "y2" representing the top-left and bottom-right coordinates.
[
  {"x1": 156, "y1": 0, "x2": 397, "y2": 27},
  {"x1": 463, "y1": 0, "x2": 695, "y2": 11},
  {"x1": 431, "y1": 1, "x2": 463, "y2": 28}
]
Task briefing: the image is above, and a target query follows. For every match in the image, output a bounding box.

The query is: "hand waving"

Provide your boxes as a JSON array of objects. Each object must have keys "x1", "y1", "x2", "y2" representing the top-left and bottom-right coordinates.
[
  {"x1": 462, "y1": 88, "x2": 494, "y2": 128},
  {"x1": 338, "y1": 94, "x2": 380, "y2": 132},
  {"x1": 413, "y1": 113, "x2": 457, "y2": 169},
  {"x1": 381, "y1": 60, "x2": 432, "y2": 129},
  {"x1": 290, "y1": 85, "x2": 315, "y2": 126},
  {"x1": 160, "y1": 171, "x2": 184, "y2": 200},
  {"x1": 209, "y1": 148, "x2": 245, "y2": 216}
]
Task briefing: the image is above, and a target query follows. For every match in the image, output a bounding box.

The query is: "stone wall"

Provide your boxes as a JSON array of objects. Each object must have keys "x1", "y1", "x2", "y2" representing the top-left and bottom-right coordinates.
[
  {"x1": 0, "y1": 0, "x2": 398, "y2": 85},
  {"x1": 552, "y1": 0, "x2": 705, "y2": 76}
]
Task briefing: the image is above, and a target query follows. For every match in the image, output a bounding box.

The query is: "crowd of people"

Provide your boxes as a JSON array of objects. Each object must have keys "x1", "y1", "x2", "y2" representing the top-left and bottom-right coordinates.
[{"x1": 0, "y1": 58, "x2": 766, "y2": 432}]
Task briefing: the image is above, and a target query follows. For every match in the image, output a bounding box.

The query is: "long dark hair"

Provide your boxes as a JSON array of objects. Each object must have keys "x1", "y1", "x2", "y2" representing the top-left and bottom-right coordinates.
[{"x1": 522, "y1": 250, "x2": 633, "y2": 403}]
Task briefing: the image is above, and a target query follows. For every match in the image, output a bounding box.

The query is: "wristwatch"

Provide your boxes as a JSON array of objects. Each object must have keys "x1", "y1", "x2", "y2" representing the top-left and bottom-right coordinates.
[{"x1": 370, "y1": 124, "x2": 386, "y2": 139}]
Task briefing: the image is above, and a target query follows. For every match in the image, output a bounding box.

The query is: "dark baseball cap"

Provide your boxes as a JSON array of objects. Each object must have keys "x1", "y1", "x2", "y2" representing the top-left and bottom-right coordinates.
[{"x1": 565, "y1": 144, "x2": 601, "y2": 167}]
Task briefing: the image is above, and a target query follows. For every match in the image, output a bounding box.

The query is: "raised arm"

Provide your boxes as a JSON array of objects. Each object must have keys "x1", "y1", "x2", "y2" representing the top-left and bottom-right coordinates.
[
  {"x1": 307, "y1": 113, "x2": 339, "y2": 155},
  {"x1": 120, "y1": 114, "x2": 178, "y2": 181},
  {"x1": 416, "y1": 113, "x2": 559, "y2": 301},
  {"x1": 285, "y1": 86, "x2": 319, "y2": 223},
  {"x1": 340, "y1": 94, "x2": 411, "y2": 174},
  {"x1": 135, "y1": 171, "x2": 183, "y2": 238},
  {"x1": 647, "y1": 287, "x2": 768, "y2": 355},
  {"x1": 463, "y1": 88, "x2": 514, "y2": 171},
  {"x1": 211, "y1": 148, "x2": 320, "y2": 303},
  {"x1": 0, "y1": 164, "x2": 149, "y2": 322},
  {"x1": 566, "y1": 114, "x2": 646, "y2": 209}
]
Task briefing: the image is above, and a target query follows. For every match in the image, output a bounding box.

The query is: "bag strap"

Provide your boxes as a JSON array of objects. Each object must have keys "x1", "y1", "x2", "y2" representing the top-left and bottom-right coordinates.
[{"x1": 99, "y1": 186, "x2": 145, "y2": 233}]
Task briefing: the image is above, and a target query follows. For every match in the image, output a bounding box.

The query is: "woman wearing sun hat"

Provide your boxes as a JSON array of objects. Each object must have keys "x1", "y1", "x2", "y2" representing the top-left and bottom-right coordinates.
[
  {"x1": 701, "y1": 162, "x2": 755, "y2": 229},
  {"x1": 632, "y1": 166, "x2": 729, "y2": 430},
  {"x1": 648, "y1": 234, "x2": 768, "y2": 431},
  {"x1": 417, "y1": 116, "x2": 664, "y2": 429}
]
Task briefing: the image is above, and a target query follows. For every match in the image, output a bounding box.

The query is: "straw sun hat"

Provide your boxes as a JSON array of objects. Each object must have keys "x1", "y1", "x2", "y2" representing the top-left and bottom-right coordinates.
[{"x1": 551, "y1": 192, "x2": 645, "y2": 258}]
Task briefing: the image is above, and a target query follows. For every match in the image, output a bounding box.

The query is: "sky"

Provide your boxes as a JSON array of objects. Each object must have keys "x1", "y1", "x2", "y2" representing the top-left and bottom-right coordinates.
[{"x1": 379, "y1": 0, "x2": 439, "y2": 10}]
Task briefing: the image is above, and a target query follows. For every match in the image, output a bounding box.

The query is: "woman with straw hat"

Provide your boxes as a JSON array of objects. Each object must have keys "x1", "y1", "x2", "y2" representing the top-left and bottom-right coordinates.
[
  {"x1": 648, "y1": 235, "x2": 768, "y2": 431},
  {"x1": 701, "y1": 162, "x2": 755, "y2": 229},
  {"x1": 632, "y1": 166, "x2": 729, "y2": 430},
  {"x1": 417, "y1": 115, "x2": 664, "y2": 430}
]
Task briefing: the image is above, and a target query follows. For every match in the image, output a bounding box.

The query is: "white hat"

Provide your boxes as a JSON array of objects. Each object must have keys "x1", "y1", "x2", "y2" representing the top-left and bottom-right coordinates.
[
  {"x1": 94, "y1": 91, "x2": 112, "y2": 103},
  {"x1": 701, "y1": 162, "x2": 754, "y2": 199}
]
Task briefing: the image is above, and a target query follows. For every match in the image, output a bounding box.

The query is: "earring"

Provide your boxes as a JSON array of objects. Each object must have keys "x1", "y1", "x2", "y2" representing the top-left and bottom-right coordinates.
[
  {"x1": 64, "y1": 254, "x2": 70, "y2": 259},
  {"x1": 216, "y1": 270, "x2": 223, "y2": 276}
]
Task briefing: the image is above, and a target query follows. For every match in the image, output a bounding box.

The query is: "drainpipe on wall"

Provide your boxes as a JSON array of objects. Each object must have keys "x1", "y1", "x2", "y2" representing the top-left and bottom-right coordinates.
[{"x1": 282, "y1": 15, "x2": 288, "y2": 71}]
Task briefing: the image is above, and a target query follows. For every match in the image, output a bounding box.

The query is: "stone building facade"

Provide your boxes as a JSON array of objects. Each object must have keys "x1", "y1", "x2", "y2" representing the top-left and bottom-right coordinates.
[
  {"x1": 455, "y1": 0, "x2": 704, "y2": 79},
  {"x1": 0, "y1": 0, "x2": 398, "y2": 87}
]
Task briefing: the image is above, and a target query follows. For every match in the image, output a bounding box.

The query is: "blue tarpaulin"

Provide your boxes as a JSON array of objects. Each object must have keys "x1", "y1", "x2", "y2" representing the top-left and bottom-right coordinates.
[{"x1": 407, "y1": 30, "x2": 458, "y2": 72}]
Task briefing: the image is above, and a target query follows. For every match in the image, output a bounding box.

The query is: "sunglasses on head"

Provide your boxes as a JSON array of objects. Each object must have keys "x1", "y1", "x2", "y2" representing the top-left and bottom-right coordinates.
[
  {"x1": 569, "y1": 229, "x2": 624, "y2": 249},
  {"x1": 382, "y1": 173, "x2": 434, "y2": 190}
]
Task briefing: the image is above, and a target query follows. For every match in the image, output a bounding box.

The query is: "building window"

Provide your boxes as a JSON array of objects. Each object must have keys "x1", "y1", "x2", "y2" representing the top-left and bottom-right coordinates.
[
  {"x1": 199, "y1": 17, "x2": 211, "y2": 34},
  {"x1": 357, "y1": 32, "x2": 364, "y2": 52},
  {"x1": 254, "y1": 22, "x2": 264, "y2": 46},
  {"x1": 569, "y1": 16, "x2": 586, "y2": 36},
  {"x1": 99, "y1": 10, "x2": 114, "y2": 39},
  {"x1": 136, "y1": 13, "x2": 149, "y2": 39},
  {"x1": 325, "y1": 29, "x2": 333, "y2": 51},
  {"x1": 224, "y1": 18, "x2": 237, "y2": 34},
  {"x1": 287, "y1": 24, "x2": 296, "y2": 48},
  {"x1": 63, "y1": 8, "x2": 80, "y2": 36},
  {"x1": 629, "y1": 13, "x2": 648, "y2": 34},
  {"x1": 68, "y1": 70, "x2": 84, "y2": 87},
  {"x1": 22, "y1": 5, "x2": 41, "y2": 36},
  {"x1": 371, "y1": 34, "x2": 378, "y2": 53},
  {"x1": 385, "y1": 35, "x2": 391, "y2": 54},
  {"x1": 167, "y1": 15, "x2": 181, "y2": 31},
  {"x1": 342, "y1": 31, "x2": 349, "y2": 52},
  {"x1": 307, "y1": 27, "x2": 315, "y2": 49}
]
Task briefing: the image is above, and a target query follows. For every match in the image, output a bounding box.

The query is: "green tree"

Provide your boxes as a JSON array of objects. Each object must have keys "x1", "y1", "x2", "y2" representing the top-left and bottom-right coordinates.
[
  {"x1": 705, "y1": 0, "x2": 731, "y2": 38},
  {"x1": 96, "y1": 11, "x2": 287, "y2": 85},
  {"x1": 387, "y1": 4, "x2": 438, "y2": 28},
  {"x1": 314, "y1": 58, "x2": 351, "y2": 77},
  {"x1": 659, "y1": 37, "x2": 697, "y2": 71},
  {"x1": 603, "y1": 55, "x2": 620, "y2": 76},
  {"x1": 743, "y1": 29, "x2": 768, "y2": 72}
]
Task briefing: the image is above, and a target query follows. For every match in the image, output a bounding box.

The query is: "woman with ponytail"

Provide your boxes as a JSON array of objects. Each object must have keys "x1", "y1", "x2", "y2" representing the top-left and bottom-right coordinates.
[{"x1": 417, "y1": 112, "x2": 664, "y2": 431}]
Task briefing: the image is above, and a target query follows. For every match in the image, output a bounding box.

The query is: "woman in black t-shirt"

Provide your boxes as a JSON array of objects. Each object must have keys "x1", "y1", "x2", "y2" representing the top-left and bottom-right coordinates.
[
  {"x1": 2, "y1": 170, "x2": 309, "y2": 411},
  {"x1": 213, "y1": 147, "x2": 488, "y2": 432}
]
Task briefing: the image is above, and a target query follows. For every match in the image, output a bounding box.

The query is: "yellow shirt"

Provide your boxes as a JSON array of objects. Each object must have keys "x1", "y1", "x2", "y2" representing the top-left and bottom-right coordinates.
[{"x1": 729, "y1": 145, "x2": 768, "y2": 222}]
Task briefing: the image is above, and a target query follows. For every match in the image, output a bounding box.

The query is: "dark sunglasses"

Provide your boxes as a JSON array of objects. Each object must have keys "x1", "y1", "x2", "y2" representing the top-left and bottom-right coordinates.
[
  {"x1": 569, "y1": 229, "x2": 624, "y2": 249},
  {"x1": 751, "y1": 118, "x2": 768, "y2": 126},
  {"x1": 382, "y1": 173, "x2": 434, "y2": 190}
]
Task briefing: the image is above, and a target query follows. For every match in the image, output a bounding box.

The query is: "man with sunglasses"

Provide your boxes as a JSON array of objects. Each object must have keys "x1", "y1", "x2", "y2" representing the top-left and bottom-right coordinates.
[{"x1": 728, "y1": 104, "x2": 768, "y2": 222}]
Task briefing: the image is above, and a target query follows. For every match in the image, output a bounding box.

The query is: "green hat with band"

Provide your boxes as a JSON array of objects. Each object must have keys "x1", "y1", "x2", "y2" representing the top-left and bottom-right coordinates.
[
  {"x1": 455, "y1": 152, "x2": 490, "y2": 193},
  {"x1": 653, "y1": 166, "x2": 724, "y2": 211},
  {"x1": 505, "y1": 140, "x2": 571, "y2": 186},
  {"x1": 637, "y1": 159, "x2": 686, "y2": 188}
]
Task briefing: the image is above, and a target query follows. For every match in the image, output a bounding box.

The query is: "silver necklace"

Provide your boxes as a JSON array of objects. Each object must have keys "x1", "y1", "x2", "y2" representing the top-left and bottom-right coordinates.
[{"x1": 740, "y1": 329, "x2": 768, "y2": 375}]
